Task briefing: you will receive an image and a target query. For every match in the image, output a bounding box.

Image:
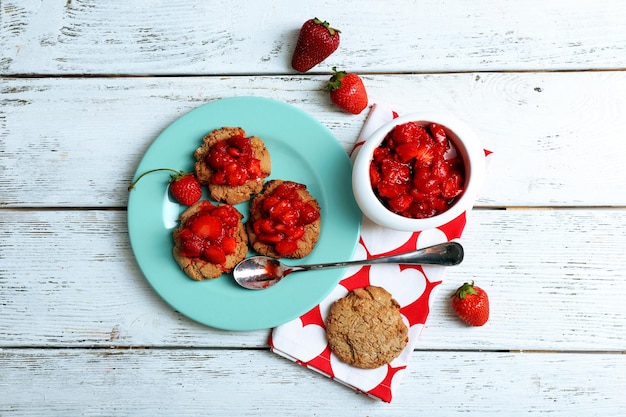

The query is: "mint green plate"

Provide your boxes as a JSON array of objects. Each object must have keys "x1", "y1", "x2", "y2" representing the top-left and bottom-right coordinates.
[{"x1": 128, "y1": 97, "x2": 361, "y2": 331}]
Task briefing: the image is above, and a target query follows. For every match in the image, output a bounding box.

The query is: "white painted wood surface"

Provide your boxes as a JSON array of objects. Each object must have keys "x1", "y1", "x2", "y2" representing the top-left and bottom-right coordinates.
[
  {"x1": 1, "y1": 349, "x2": 624, "y2": 416},
  {"x1": 2, "y1": 72, "x2": 626, "y2": 207},
  {"x1": 2, "y1": 0, "x2": 625, "y2": 74},
  {"x1": 1, "y1": 1, "x2": 625, "y2": 415},
  {"x1": 1, "y1": 208, "x2": 625, "y2": 351}
]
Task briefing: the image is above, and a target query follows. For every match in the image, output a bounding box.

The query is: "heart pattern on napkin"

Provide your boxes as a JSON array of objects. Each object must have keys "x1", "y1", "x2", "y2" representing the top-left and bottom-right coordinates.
[{"x1": 270, "y1": 103, "x2": 492, "y2": 403}]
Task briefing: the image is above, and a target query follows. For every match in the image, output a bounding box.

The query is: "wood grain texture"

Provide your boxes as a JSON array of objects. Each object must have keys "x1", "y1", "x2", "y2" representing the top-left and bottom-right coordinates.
[
  {"x1": 2, "y1": 0, "x2": 625, "y2": 75},
  {"x1": 2, "y1": 72, "x2": 626, "y2": 208},
  {"x1": 1, "y1": 208, "x2": 624, "y2": 351},
  {"x1": 0, "y1": 349, "x2": 624, "y2": 416},
  {"x1": 2, "y1": 1, "x2": 625, "y2": 414}
]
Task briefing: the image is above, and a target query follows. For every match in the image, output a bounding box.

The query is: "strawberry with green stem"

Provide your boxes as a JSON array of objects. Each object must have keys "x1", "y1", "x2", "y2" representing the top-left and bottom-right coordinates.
[
  {"x1": 451, "y1": 281, "x2": 490, "y2": 326},
  {"x1": 291, "y1": 18, "x2": 341, "y2": 72},
  {"x1": 128, "y1": 168, "x2": 202, "y2": 206},
  {"x1": 326, "y1": 67, "x2": 368, "y2": 115}
]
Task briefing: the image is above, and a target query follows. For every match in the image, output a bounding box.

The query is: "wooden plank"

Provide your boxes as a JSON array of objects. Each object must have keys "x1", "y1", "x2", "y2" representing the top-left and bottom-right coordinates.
[
  {"x1": 2, "y1": 72, "x2": 626, "y2": 207},
  {"x1": 1, "y1": 208, "x2": 624, "y2": 351},
  {"x1": 0, "y1": 75, "x2": 363, "y2": 208},
  {"x1": 2, "y1": 2, "x2": 624, "y2": 415},
  {"x1": 0, "y1": 348, "x2": 624, "y2": 416},
  {"x1": 2, "y1": 0, "x2": 625, "y2": 75},
  {"x1": 0, "y1": 208, "x2": 271, "y2": 348},
  {"x1": 425, "y1": 207, "x2": 626, "y2": 351}
]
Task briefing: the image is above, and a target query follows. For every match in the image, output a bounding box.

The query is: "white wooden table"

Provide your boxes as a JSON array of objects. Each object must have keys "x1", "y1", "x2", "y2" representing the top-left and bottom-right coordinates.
[{"x1": 2, "y1": 1, "x2": 625, "y2": 415}]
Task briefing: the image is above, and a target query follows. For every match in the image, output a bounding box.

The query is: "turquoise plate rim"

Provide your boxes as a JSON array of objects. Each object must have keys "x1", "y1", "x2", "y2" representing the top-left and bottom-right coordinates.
[{"x1": 127, "y1": 96, "x2": 361, "y2": 331}]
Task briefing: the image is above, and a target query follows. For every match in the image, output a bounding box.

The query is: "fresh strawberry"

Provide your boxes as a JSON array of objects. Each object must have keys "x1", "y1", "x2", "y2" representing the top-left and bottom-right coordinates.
[
  {"x1": 128, "y1": 168, "x2": 202, "y2": 206},
  {"x1": 169, "y1": 173, "x2": 203, "y2": 205},
  {"x1": 326, "y1": 67, "x2": 368, "y2": 114},
  {"x1": 451, "y1": 281, "x2": 490, "y2": 326},
  {"x1": 291, "y1": 18, "x2": 340, "y2": 72}
]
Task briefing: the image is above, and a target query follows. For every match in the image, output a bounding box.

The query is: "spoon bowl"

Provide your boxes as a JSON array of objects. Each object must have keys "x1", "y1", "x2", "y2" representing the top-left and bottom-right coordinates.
[{"x1": 233, "y1": 241, "x2": 464, "y2": 290}]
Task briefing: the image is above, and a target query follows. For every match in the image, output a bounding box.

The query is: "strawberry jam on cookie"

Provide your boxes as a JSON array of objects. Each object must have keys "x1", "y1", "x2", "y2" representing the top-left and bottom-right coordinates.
[
  {"x1": 194, "y1": 127, "x2": 271, "y2": 205},
  {"x1": 370, "y1": 122, "x2": 465, "y2": 219},
  {"x1": 207, "y1": 135, "x2": 264, "y2": 187},
  {"x1": 247, "y1": 180, "x2": 321, "y2": 259},
  {"x1": 173, "y1": 200, "x2": 248, "y2": 281}
]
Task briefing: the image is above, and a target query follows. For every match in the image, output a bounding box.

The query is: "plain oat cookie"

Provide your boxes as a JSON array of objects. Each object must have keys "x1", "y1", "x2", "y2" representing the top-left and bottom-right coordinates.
[{"x1": 325, "y1": 286, "x2": 408, "y2": 369}]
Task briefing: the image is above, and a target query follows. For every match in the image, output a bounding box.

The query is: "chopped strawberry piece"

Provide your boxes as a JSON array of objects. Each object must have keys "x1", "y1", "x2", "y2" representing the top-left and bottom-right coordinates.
[
  {"x1": 177, "y1": 228, "x2": 193, "y2": 240},
  {"x1": 278, "y1": 208, "x2": 298, "y2": 227},
  {"x1": 391, "y1": 122, "x2": 422, "y2": 145},
  {"x1": 429, "y1": 123, "x2": 447, "y2": 144},
  {"x1": 275, "y1": 240, "x2": 299, "y2": 256},
  {"x1": 377, "y1": 179, "x2": 408, "y2": 199},
  {"x1": 414, "y1": 144, "x2": 436, "y2": 166},
  {"x1": 442, "y1": 172, "x2": 464, "y2": 198},
  {"x1": 180, "y1": 235, "x2": 203, "y2": 258},
  {"x1": 299, "y1": 203, "x2": 320, "y2": 224},
  {"x1": 191, "y1": 215, "x2": 223, "y2": 240},
  {"x1": 415, "y1": 177, "x2": 438, "y2": 194},
  {"x1": 285, "y1": 226, "x2": 305, "y2": 239},
  {"x1": 211, "y1": 205, "x2": 240, "y2": 226},
  {"x1": 395, "y1": 142, "x2": 420, "y2": 163},
  {"x1": 430, "y1": 196, "x2": 448, "y2": 212},
  {"x1": 203, "y1": 246, "x2": 226, "y2": 265},
  {"x1": 221, "y1": 237, "x2": 238, "y2": 255},
  {"x1": 369, "y1": 167, "x2": 381, "y2": 186},
  {"x1": 258, "y1": 233, "x2": 283, "y2": 244},
  {"x1": 431, "y1": 158, "x2": 450, "y2": 180},
  {"x1": 388, "y1": 193, "x2": 413, "y2": 212},
  {"x1": 268, "y1": 199, "x2": 290, "y2": 217},
  {"x1": 380, "y1": 158, "x2": 411, "y2": 184}
]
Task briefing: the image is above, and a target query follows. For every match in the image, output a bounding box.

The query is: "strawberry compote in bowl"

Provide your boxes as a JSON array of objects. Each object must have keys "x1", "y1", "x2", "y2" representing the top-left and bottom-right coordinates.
[{"x1": 352, "y1": 112, "x2": 485, "y2": 231}]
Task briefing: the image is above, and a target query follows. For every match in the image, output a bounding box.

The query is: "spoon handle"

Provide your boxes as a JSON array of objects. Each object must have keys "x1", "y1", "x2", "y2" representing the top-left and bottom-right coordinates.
[{"x1": 298, "y1": 241, "x2": 464, "y2": 272}]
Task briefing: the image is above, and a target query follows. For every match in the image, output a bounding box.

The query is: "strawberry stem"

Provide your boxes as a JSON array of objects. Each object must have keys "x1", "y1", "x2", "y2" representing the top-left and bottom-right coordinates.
[
  {"x1": 452, "y1": 281, "x2": 478, "y2": 299},
  {"x1": 326, "y1": 67, "x2": 346, "y2": 92},
  {"x1": 313, "y1": 17, "x2": 340, "y2": 36},
  {"x1": 128, "y1": 168, "x2": 185, "y2": 191}
]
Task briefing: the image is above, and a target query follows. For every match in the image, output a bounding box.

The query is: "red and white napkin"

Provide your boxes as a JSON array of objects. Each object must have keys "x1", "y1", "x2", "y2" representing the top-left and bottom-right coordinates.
[{"x1": 269, "y1": 103, "x2": 492, "y2": 402}]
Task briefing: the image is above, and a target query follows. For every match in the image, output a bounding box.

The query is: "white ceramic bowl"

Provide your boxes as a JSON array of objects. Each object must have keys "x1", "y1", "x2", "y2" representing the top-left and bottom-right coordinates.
[{"x1": 352, "y1": 112, "x2": 485, "y2": 231}]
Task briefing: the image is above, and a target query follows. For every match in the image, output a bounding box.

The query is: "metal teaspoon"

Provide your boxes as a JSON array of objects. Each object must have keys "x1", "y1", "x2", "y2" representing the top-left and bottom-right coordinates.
[{"x1": 232, "y1": 241, "x2": 463, "y2": 290}]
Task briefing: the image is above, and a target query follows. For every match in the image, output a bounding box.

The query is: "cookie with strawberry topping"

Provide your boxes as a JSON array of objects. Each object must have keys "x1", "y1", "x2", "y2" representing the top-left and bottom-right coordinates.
[
  {"x1": 194, "y1": 127, "x2": 271, "y2": 205},
  {"x1": 247, "y1": 180, "x2": 321, "y2": 259},
  {"x1": 173, "y1": 200, "x2": 248, "y2": 281}
]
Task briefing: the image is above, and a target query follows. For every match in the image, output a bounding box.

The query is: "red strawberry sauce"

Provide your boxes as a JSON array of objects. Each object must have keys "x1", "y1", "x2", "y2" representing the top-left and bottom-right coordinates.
[
  {"x1": 369, "y1": 122, "x2": 465, "y2": 219},
  {"x1": 206, "y1": 136, "x2": 263, "y2": 186},
  {"x1": 251, "y1": 182, "x2": 320, "y2": 257},
  {"x1": 177, "y1": 201, "x2": 242, "y2": 267}
]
